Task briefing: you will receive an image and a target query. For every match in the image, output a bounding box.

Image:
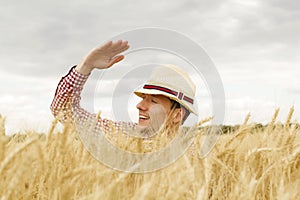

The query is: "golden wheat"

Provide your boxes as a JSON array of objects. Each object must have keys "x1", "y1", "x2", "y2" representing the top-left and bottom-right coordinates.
[{"x1": 0, "y1": 109, "x2": 299, "y2": 199}]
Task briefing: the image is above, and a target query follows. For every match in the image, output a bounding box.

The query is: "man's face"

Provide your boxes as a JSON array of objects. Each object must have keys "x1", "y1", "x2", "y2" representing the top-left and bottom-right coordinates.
[{"x1": 136, "y1": 94, "x2": 172, "y2": 131}]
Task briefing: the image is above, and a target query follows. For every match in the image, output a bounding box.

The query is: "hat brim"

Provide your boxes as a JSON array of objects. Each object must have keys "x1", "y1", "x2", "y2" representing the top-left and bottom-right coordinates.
[{"x1": 134, "y1": 88, "x2": 197, "y2": 115}]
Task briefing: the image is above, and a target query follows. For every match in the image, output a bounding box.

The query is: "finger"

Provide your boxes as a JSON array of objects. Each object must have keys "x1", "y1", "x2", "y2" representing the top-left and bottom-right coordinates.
[
  {"x1": 117, "y1": 41, "x2": 129, "y2": 51},
  {"x1": 109, "y1": 40, "x2": 123, "y2": 49},
  {"x1": 92, "y1": 41, "x2": 112, "y2": 53},
  {"x1": 102, "y1": 40, "x2": 113, "y2": 49},
  {"x1": 112, "y1": 44, "x2": 130, "y2": 55},
  {"x1": 103, "y1": 40, "x2": 129, "y2": 57},
  {"x1": 111, "y1": 41, "x2": 130, "y2": 55},
  {"x1": 107, "y1": 55, "x2": 124, "y2": 68},
  {"x1": 112, "y1": 55, "x2": 125, "y2": 64},
  {"x1": 111, "y1": 40, "x2": 128, "y2": 49}
]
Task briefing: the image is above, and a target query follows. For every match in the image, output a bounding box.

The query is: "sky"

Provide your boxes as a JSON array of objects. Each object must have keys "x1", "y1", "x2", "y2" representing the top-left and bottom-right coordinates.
[{"x1": 0, "y1": 0, "x2": 299, "y2": 134}]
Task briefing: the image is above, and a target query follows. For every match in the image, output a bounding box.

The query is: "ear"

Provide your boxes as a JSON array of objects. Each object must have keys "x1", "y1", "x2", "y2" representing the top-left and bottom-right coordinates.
[{"x1": 172, "y1": 108, "x2": 186, "y2": 124}]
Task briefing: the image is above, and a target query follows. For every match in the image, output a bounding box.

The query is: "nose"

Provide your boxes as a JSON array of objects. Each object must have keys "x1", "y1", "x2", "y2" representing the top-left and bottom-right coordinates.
[{"x1": 136, "y1": 98, "x2": 148, "y2": 111}]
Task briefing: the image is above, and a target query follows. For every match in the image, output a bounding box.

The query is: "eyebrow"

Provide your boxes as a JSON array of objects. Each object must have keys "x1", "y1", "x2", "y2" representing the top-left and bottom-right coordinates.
[{"x1": 150, "y1": 95, "x2": 163, "y2": 100}]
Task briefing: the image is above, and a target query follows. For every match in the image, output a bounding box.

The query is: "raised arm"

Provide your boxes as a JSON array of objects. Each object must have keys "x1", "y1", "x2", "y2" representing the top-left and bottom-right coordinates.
[
  {"x1": 50, "y1": 40, "x2": 130, "y2": 127},
  {"x1": 76, "y1": 40, "x2": 129, "y2": 75}
]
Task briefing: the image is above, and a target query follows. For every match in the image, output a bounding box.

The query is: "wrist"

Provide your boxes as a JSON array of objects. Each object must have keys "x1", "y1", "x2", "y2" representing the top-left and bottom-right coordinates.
[{"x1": 75, "y1": 63, "x2": 93, "y2": 75}]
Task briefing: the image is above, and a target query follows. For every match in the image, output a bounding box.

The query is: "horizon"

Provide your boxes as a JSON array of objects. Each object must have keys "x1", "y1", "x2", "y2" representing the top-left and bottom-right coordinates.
[{"x1": 0, "y1": 0, "x2": 299, "y2": 134}]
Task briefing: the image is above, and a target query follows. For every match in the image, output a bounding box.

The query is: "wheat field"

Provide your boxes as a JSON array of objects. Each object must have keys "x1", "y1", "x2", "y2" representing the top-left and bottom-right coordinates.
[{"x1": 0, "y1": 108, "x2": 299, "y2": 200}]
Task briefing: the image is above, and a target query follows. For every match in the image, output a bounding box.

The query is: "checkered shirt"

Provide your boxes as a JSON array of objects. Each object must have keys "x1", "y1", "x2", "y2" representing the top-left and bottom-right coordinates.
[{"x1": 50, "y1": 66, "x2": 137, "y2": 133}]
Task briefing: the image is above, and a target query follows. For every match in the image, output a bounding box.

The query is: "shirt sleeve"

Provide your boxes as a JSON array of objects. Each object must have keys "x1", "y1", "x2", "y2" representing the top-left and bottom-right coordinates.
[{"x1": 50, "y1": 66, "x2": 136, "y2": 133}]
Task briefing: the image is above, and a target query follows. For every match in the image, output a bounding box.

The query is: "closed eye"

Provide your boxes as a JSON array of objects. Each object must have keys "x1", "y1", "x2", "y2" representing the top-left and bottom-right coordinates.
[{"x1": 151, "y1": 99, "x2": 158, "y2": 103}]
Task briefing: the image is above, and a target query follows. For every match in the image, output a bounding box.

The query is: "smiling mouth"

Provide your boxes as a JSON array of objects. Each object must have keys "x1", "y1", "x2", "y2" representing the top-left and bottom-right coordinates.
[{"x1": 139, "y1": 115, "x2": 150, "y2": 121}]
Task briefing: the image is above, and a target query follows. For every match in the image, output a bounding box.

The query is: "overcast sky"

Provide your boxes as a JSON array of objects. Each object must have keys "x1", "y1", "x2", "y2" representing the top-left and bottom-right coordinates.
[{"x1": 1, "y1": 0, "x2": 299, "y2": 134}]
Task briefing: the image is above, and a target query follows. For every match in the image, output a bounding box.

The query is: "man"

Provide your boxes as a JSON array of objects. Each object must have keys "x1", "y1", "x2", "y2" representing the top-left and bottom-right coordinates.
[{"x1": 50, "y1": 40, "x2": 197, "y2": 136}]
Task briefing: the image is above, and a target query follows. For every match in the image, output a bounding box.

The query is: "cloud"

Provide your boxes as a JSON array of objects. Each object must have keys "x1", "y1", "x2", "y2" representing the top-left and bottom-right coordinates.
[
  {"x1": 0, "y1": 0, "x2": 299, "y2": 132},
  {"x1": 1, "y1": 0, "x2": 299, "y2": 77}
]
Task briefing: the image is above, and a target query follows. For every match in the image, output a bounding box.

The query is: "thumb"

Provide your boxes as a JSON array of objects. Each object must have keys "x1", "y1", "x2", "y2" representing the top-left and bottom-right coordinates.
[{"x1": 107, "y1": 55, "x2": 124, "y2": 68}]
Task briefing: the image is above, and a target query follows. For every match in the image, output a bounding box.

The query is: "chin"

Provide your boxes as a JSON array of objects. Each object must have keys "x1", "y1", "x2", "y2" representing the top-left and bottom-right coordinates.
[{"x1": 138, "y1": 120, "x2": 150, "y2": 127}]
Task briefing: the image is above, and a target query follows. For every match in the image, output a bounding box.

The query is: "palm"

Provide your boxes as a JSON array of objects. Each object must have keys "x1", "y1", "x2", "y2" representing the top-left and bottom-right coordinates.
[{"x1": 83, "y1": 40, "x2": 129, "y2": 70}]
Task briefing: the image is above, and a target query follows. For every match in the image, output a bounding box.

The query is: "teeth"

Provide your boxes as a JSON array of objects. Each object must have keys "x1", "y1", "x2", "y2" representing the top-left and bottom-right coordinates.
[{"x1": 139, "y1": 115, "x2": 149, "y2": 119}]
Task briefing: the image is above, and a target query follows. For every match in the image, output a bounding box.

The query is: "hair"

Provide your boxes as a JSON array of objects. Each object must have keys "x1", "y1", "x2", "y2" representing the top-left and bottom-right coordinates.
[{"x1": 170, "y1": 99, "x2": 190, "y2": 124}]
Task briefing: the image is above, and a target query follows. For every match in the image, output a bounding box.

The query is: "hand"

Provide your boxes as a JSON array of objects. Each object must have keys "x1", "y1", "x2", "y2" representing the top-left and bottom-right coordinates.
[{"x1": 76, "y1": 40, "x2": 130, "y2": 75}]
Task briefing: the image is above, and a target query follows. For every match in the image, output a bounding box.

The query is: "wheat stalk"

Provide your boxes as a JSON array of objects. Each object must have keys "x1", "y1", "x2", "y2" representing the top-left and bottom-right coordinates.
[
  {"x1": 0, "y1": 114, "x2": 6, "y2": 136},
  {"x1": 0, "y1": 136, "x2": 38, "y2": 175},
  {"x1": 267, "y1": 108, "x2": 280, "y2": 133},
  {"x1": 285, "y1": 106, "x2": 294, "y2": 129},
  {"x1": 1, "y1": 111, "x2": 300, "y2": 199}
]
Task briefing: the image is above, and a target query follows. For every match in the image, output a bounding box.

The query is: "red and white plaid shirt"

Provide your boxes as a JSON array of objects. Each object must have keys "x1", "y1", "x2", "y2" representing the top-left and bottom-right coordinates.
[{"x1": 50, "y1": 66, "x2": 136, "y2": 133}]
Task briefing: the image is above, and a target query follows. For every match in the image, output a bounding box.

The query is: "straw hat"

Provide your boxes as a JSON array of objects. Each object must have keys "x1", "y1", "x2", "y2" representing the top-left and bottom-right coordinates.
[{"x1": 134, "y1": 64, "x2": 197, "y2": 115}]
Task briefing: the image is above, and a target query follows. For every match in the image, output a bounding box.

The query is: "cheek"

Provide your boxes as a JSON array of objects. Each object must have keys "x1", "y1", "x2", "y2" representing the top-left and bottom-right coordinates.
[
  {"x1": 148, "y1": 104, "x2": 168, "y2": 131},
  {"x1": 149, "y1": 104, "x2": 167, "y2": 118}
]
